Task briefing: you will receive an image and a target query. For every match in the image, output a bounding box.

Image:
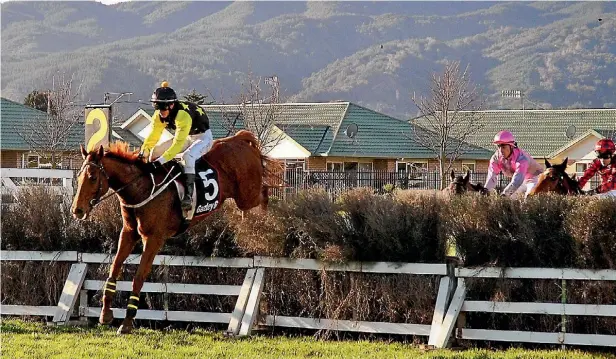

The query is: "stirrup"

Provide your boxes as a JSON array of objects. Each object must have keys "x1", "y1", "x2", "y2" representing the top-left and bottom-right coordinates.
[{"x1": 181, "y1": 196, "x2": 193, "y2": 210}]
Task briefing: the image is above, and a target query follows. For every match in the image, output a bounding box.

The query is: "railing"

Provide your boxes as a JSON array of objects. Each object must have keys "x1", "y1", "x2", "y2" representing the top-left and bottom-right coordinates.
[
  {"x1": 272, "y1": 170, "x2": 510, "y2": 198},
  {"x1": 1, "y1": 168, "x2": 74, "y2": 204},
  {"x1": 1, "y1": 251, "x2": 614, "y2": 348}
]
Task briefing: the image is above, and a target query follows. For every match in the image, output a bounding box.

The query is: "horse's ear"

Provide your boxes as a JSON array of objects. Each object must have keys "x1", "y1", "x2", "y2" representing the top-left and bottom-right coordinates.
[
  {"x1": 450, "y1": 169, "x2": 455, "y2": 181},
  {"x1": 80, "y1": 144, "x2": 87, "y2": 159},
  {"x1": 97, "y1": 145, "x2": 104, "y2": 158},
  {"x1": 463, "y1": 170, "x2": 470, "y2": 183},
  {"x1": 544, "y1": 158, "x2": 552, "y2": 168},
  {"x1": 562, "y1": 157, "x2": 569, "y2": 167}
]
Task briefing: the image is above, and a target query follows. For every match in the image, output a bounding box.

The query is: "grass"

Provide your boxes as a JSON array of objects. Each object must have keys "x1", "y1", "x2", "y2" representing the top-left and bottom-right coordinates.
[{"x1": 1, "y1": 320, "x2": 614, "y2": 359}]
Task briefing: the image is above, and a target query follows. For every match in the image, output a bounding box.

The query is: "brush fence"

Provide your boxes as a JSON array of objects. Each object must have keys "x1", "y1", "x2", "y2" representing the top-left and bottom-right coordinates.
[{"x1": 1, "y1": 251, "x2": 614, "y2": 348}]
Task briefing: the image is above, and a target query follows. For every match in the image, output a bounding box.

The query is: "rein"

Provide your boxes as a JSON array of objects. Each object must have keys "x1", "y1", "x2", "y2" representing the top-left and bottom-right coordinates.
[
  {"x1": 80, "y1": 161, "x2": 143, "y2": 207},
  {"x1": 80, "y1": 160, "x2": 181, "y2": 209}
]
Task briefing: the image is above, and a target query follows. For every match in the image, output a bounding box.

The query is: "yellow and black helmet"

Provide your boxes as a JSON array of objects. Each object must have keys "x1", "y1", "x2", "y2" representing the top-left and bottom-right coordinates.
[{"x1": 151, "y1": 81, "x2": 178, "y2": 110}]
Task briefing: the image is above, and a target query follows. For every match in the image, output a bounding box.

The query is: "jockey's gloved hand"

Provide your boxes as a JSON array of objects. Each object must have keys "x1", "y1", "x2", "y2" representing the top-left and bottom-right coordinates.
[{"x1": 137, "y1": 151, "x2": 145, "y2": 161}]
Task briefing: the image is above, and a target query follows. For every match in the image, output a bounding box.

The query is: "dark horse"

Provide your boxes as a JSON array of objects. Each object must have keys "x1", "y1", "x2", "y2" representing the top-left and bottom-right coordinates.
[
  {"x1": 529, "y1": 157, "x2": 583, "y2": 196},
  {"x1": 445, "y1": 170, "x2": 486, "y2": 195},
  {"x1": 71, "y1": 130, "x2": 281, "y2": 334}
]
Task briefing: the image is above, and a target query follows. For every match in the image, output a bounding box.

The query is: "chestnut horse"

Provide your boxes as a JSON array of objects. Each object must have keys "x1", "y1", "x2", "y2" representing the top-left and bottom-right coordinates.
[
  {"x1": 71, "y1": 130, "x2": 280, "y2": 334},
  {"x1": 445, "y1": 170, "x2": 486, "y2": 195},
  {"x1": 529, "y1": 157, "x2": 582, "y2": 196}
]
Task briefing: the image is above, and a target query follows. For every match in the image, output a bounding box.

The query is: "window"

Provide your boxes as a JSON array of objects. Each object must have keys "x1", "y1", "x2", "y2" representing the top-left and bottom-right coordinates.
[
  {"x1": 24, "y1": 153, "x2": 62, "y2": 169},
  {"x1": 358, "y1": 162, "x2": 373, "y2": 172},
  {"x1": 26, "y1": 154, "x2": 40, "y2": 168},
  {"x1": 462, "y1": 162, "x2": 476, "y2": 173},
  {"x1": 285, "y1": 159, "x2": 305, "y2": 171},
  {"x1": 576, "y1": 162, "x2": 588, "y2": 173},
  {"x1": 327, "y1": 162, "x2": 343, "y2": 172},
  {"x1": 396, "y1": 161, "x2": 428, "y2": 173},
  {"x1": 344, "y1": 162, "x2": 358, "y2": 172}
]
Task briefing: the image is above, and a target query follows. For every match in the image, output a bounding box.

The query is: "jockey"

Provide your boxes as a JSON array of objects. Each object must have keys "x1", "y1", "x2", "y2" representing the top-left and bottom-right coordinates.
[
  {"x1": 578, "y1": 138, "x2": 616, "y2": 198},
  {"x1": 141, "y1": 81, "x2": 213, "y2": 211},
  {"x1": 483, "y1": 130, "x2": 543, "y2": 198}
]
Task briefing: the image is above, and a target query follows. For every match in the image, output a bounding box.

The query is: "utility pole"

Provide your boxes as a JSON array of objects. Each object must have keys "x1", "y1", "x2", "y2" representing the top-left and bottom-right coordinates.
[{"x1": 264, "y1": 75, "x2": 279, "y2": 103}]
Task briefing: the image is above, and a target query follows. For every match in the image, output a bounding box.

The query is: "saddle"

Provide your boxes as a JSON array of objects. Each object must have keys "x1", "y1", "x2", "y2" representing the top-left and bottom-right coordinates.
[{"x1": 163, "y1": 158, "x2": 222, "y2": 222}]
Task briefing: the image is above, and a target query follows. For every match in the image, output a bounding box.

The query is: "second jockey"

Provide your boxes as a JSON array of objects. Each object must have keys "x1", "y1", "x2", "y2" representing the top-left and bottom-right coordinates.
[
  {"x1": 484, "y1": 130, "x2": 543, "y2": 198},
  {"x1": 578, "y1": 138, "x2": 616, "y2": 198},
  {"x1": 141, "y1": 81, "x2": 213, "y2": 211}
]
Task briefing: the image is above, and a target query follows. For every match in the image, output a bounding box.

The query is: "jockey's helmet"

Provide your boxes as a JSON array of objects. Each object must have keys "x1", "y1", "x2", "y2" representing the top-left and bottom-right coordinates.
[
  {"x1": 151, "y1": 81, "x2": 178, "y2": 110},
  {"x1": 595, "y1": 138, "x2": 615, "y2": 158},
  {"x1": 493, "y1": 130, "x2": 516, "y2": 146}
]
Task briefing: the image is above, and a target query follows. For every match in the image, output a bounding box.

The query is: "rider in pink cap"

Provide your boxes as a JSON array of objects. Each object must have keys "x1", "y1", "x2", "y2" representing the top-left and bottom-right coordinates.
[{"x1": 484, "y1": 130, "x2": 543, "y2": 198}]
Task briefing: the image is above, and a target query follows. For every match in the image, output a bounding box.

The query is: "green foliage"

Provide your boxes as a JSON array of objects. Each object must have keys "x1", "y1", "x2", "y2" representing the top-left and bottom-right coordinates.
[
  {"x1": 23, "y1": 90, "x2": 49, "y2": 113},
  {"x1": 182, "y1": 89, "x2": 213, "y2": 105},
  {"x1": 2, "y1": 2, "x2": 616, "y2": 118}
]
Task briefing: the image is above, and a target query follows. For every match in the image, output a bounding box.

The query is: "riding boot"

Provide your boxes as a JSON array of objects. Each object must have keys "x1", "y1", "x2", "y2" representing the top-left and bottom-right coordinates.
[{"x1": 182, "y1": 173, "x2": 195, "y2": 211}]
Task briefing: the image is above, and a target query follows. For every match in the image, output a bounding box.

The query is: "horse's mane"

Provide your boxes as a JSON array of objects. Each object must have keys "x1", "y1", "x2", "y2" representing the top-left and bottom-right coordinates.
[{"x1": 104, "y1": 142, "x2": 142, "y2": 164}]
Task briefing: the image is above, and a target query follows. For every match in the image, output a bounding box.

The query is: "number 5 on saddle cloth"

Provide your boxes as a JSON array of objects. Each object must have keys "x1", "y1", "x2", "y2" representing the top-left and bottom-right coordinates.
[{"x1": 154, "y1": 158, "x2": 222, "y2": 221}]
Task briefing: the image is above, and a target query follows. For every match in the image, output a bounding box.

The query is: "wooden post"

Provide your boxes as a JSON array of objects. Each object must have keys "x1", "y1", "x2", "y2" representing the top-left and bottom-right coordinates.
[
  {"x1": 227, "y1": 269, "x2": 257, "y2": 337},
  {"x1": 238, "y1": 268, "x2": 265, "y2": 336},
  {"x1": 53, "y1": 263, "x2": 88, "y2": 325}
]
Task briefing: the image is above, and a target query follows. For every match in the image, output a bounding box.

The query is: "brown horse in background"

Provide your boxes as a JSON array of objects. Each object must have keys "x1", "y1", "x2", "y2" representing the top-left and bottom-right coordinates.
[
  {"x1": 445, "y1": 170, "x2": 486, "y2": 195},
  {"x1": 71, "y1": 130, "x2": 281, "y2": 334},
  {"x1": 529, "y1": 157, "x2": 582, "y2": 196}
]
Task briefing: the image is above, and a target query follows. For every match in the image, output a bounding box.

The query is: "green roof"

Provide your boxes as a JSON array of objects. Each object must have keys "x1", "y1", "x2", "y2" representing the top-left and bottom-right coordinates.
[
  {"x1": 1, "y1": 97, "x2": 84, "y2": 151},
  {"x1": 414, "y1": 109, "x2": 616, "y2": 158},
  {"x1": 112, "y1": 127, "x2": 143, "y2": 148},
  {"x1": 202, "y1": 102, "x2": 491, "y2": 159},
  {"x1": 281, "y1": 125, "x2": 333, "y2": 154}
]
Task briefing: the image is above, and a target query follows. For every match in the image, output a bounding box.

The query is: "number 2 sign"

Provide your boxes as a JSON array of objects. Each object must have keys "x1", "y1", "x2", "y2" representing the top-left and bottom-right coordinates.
[{"x1": 84, "y1": 105, "x2": 112, "y2": 152}]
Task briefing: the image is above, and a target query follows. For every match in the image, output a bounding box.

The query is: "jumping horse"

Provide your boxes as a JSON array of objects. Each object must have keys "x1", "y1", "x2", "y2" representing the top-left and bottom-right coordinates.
[{"x1": 71, "y1": 130, "x2": 280, "y2": 334}]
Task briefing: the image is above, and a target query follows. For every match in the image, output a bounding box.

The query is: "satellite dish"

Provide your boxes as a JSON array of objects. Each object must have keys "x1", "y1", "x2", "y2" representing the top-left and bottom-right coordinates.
[
  {"x1": 565, "y1": 125, "x2": 576, "y2": 139},
  {"x1": 345, "y1": 123, "x2": 358, "y2": 139}
]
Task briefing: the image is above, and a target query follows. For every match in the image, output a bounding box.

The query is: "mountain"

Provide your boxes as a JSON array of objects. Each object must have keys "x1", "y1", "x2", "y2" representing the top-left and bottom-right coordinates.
[{"x1": 2, "y1": 1, "x2": 615, "y2": 120}]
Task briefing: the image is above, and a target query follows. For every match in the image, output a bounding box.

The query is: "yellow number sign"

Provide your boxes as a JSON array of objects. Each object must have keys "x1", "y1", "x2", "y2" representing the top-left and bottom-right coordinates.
[{"x1": 84, "y1": 106, "x2": 111, "y2": 152}]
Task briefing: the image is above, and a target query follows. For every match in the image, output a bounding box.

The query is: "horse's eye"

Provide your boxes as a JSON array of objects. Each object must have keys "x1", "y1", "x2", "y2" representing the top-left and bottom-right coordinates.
[{"x1": 89, "y1": 175, "x2": 97, "y2": 181}]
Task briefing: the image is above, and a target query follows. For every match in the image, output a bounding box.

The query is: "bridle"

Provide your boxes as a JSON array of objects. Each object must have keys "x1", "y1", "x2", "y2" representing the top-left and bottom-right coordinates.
[
  {"x1": 78, "y1": 159, "x2": 141, "y2": 208},
  {"x1": 542, "y1": 168, "x2": 578, "y2": 195}
]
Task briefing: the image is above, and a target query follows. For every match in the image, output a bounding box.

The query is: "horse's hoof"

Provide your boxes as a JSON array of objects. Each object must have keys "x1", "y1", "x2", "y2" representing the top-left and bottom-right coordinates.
[
  {"x1": 117, "y1": 324, "x2": 133, "y2": 335},
  {"x1": 99, "y1": 311, "x2": 114, "y2": 325}
]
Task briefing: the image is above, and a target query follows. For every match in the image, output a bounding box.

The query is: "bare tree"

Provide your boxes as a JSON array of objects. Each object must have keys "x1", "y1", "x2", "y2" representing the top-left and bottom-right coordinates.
[
  {"x1": 17, "y1": 73, "x2": 83, "y2": 169},
  {"x1": 214, "y1": 71, "x2": 290, "y2": 155},
  {"x1": 410, "y1": 61, "x2": 486, "y2": 189}
]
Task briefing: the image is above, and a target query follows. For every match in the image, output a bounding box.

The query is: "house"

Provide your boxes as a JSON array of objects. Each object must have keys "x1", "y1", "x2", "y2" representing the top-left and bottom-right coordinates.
[
  {"x1": 0, "y1": 97, "x2": 84, "y2": 170},
  {"x1": 412, "y1": 109, "x2": 615, "y2": 168},
  {"x1": 119, "y1": 102, "x2": 492, "y2": 176}
]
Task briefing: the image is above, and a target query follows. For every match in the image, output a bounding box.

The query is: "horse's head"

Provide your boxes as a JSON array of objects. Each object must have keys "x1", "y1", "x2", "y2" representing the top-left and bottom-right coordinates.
[
  {"x1": 530, "y1": 157, "x2": 579, "y2": 196},
  {"x1": 71, "y1": 145, "x2": 110, "y2": 220},
  {"x1": 447, "y1": 170, "x2": 484, "y2": 195}
]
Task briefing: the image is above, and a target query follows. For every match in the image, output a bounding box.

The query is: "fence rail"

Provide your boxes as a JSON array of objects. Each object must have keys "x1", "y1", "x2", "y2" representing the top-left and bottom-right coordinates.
[{"x1": 1, "y1": 251, "x2": 615, "y2": 348}]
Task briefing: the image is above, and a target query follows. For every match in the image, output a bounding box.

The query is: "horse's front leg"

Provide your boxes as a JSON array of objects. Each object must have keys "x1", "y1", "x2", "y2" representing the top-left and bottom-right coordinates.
[
  {"x1": 100, "y1": 228, "x2": 138, "y2": 325},
  {"x1": 118, "y1": 236, "x2": 164, "y2": 335}
]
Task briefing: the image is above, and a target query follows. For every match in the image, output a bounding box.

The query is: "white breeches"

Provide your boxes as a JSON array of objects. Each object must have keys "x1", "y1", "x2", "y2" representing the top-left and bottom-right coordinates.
[{"x1": 149, "y1": 129, "x2": 213, "y2": 174}]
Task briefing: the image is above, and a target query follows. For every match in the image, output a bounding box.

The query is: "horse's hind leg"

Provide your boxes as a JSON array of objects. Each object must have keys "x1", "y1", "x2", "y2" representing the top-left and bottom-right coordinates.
[
  {"x1": 100, "y1": 227, "x2": 138, "y2": 325},
  {"x1": 118, "y1": 236, "x2": 164, "y2": 334}
]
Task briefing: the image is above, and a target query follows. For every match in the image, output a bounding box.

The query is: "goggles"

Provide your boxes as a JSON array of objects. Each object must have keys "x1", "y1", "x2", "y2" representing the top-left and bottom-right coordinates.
[
  {"x1": 152, "y1": 102, "x2": 171, "y2": 111},
  {"x1": 597, "y1": 152, "x2": 613, "y2": 159}
]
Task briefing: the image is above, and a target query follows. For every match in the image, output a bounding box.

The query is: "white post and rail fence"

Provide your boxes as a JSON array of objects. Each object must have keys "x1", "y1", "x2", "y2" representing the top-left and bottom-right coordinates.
[{"x1": 1, "y1": 250, "x2": 614, "y2": 348}]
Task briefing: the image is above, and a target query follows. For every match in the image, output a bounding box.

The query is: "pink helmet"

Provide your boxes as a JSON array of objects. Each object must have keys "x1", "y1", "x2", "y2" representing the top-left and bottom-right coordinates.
[{"x1": 493, "y1": 130, "x2": 516, "y2": 146}]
